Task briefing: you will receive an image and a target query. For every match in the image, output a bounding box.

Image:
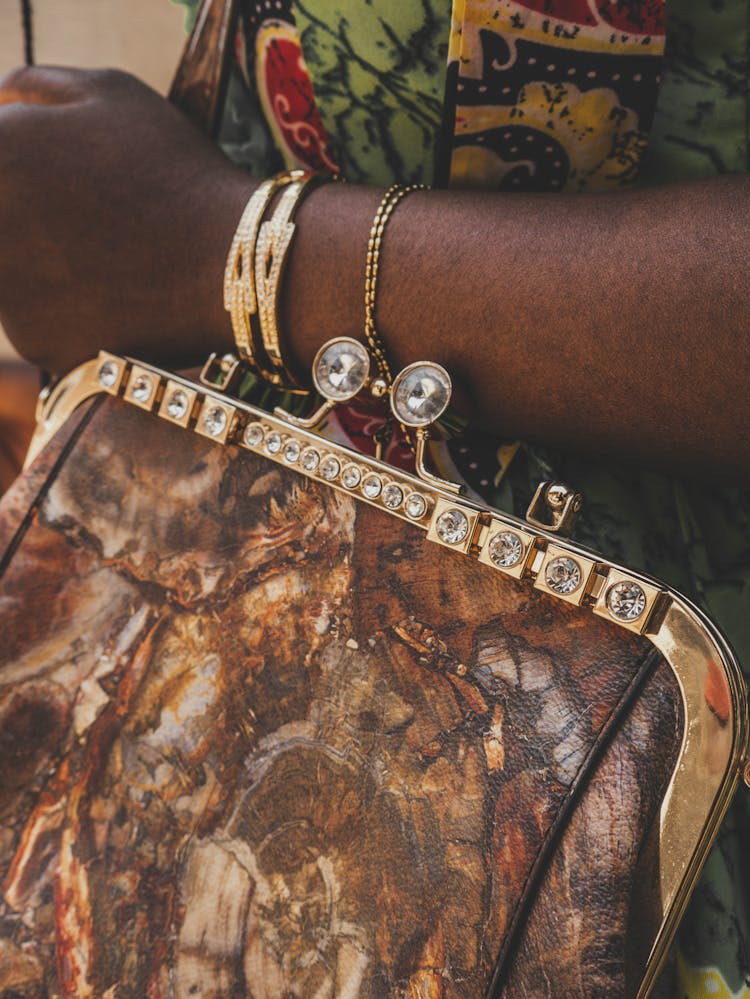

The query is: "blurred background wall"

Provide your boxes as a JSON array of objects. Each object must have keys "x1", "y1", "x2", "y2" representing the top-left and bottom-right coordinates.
[{"x1": 0, "y1": 0, "x2": 187, "y2": 358}]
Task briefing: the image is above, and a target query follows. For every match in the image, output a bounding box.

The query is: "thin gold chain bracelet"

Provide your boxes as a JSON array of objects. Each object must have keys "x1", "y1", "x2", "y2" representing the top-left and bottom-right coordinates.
[{"x1": 364, "y1": 183, "x2": 428, "y2": 387}]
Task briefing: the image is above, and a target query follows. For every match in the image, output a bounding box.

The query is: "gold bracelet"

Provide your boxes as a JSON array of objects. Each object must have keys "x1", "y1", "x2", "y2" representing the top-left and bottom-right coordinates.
[
  {"x1": 223, "y1": 178, "x2": 278, "y2": 369},
  {"x1": 254, "y1": 171, "x2": 331, "y2": 387},
  {"x1": 223, "y1": 170, "x2": 309, "y2": 377},
  {"x1": 364, "y1": 183, "x2": 428, "y2": 386}
]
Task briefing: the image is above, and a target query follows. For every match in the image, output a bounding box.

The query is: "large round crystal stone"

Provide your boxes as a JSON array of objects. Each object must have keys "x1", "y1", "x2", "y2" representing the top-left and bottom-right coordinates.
[
  {"x1": 391, "y1": 362, "x2": 452, "y2": 428},
  {"x1": 203, "y1": 406, "x2": 227, "y2": 437},
  {"x1": 436, "y1": 508, "x2": 469, "y2": 545},
  {"x1": 132, "y1": 375, "x2": 153, "y2": 404},
  {"x1": 166, "y1": 390, "x2": 189, "y2": 421},
  {"x1": 545, "y1": 556, "x2": 582, "y2": 595},
  {"x1": 606, "y1": 581, "x2": 647, "y2": 621},
  {"x1": 313, "y1": 337, "x2": 370, "y2": 401},
  {"x1": 97, "y1": 360, "x2": 119, "y2": 388},
  {"x1": 489, "y1": 531, "x2": 524, "y2": 569}
]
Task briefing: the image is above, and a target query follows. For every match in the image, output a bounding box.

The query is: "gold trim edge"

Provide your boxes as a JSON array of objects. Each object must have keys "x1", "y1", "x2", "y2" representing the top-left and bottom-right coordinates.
[{"x1": 24, "y1": 352, "x2": 750, "y2": 999}]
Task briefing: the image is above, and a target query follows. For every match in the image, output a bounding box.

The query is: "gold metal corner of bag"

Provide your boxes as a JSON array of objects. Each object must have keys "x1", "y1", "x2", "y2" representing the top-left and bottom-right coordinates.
[
  {"x1": 24, "y1": 350, "x2": 750, "y2": 999},
  {"x1": 636, "y1": 597, "x2": 749, "y2": 997},
  {"x1": 24, "y1": 354, "x2": 111, "y2": 469}
]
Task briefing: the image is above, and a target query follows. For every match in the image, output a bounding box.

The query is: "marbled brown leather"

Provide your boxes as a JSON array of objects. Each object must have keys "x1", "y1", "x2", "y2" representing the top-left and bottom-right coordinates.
[
  {"x1": 0, "y1": 398, "x2": 682, "y2": 998},
  {"x1": 168, "y1": 0, "x2": 239, "y2": 138}
]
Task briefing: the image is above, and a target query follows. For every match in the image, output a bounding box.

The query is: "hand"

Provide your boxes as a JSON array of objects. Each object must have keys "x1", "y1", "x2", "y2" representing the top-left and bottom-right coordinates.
[{"x1": 0, "y1": 66, "x2": 253, "y2": 373}]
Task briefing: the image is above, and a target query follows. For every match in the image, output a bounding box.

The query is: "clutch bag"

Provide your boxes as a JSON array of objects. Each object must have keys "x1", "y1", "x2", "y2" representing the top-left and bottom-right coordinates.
[{"x1": 0, "y1": 350, "x2": 746, "y2": 998}]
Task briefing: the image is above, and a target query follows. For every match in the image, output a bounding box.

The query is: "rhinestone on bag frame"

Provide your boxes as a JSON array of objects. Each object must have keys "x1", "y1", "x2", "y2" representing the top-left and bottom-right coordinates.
[
  {"x1": 436, "y1": 508, "x2": 470, "y2": 545},
  {"x1": 382, "y1": 483, "x2": 404, "y2": 509},
  {"x1": 132, "y1": 375, "x2": 153, "y2": 404},
  {"x1": 320, "y1": 456, "x2": 341, "y2": 481},
  {"x1": 98, "y1": 360, "x2": 119, "y2": 388},
  {"x1": 203, "y1": 406, "x2": 228, "y2": 437},
  {"x1": 545, "y1": 556, "x2": 582, "y2": 595},
  {"x1": 244, "y1": 423, "x2": 264, "y2": 448},
  {"x1": 607, "y1": 580, "x2": 647, "y2": 621},
  {"x1": 265, "y1": 432, "x2": 283, "y2": 455},
  {"x1": 167, "y1": 390, "x2": 189, "y2": 421},
  {"x1": 405, "y1": 493, "x2": 428, "y2": 520},
  {"x1": 489, "y1": 531, "x2": 525, "y2": 569},
  {"x1": 301, "y1": 448, "x2": 321, "y2": 471},
  {"x1": 342, "y1": 464, "x2": 362, "y2": 489},
  {"x1": 284, "y1": 439, "x2": 301, "y2": 463},
  {"x1": 362, "y1": 475, "x2": 383, "y2": 499}
]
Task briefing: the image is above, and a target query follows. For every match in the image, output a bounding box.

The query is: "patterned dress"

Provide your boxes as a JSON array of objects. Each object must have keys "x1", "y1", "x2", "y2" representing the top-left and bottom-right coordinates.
[{"x1": 174, "y1": 0, "x2": 750, "y2": 994}]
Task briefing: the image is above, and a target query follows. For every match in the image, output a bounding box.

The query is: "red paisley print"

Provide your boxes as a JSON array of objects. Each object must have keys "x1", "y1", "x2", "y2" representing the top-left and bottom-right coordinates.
[
  {"x1": 257, "y1": 26, "x2": 338, "y2": 172},
  {"x1": 512, "y1": 0, "x2": 664, "y2": 35}
]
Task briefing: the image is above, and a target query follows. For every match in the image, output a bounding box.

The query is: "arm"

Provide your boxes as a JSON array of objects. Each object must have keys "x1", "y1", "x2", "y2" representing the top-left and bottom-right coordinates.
[{"x1": 1, "y1": 67, "x2": 747, "y2": 480}]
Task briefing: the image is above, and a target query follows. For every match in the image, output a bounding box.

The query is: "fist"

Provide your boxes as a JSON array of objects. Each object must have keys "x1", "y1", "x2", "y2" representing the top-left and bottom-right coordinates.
[{"x1": 0, "y1": 66, "x2": 251, "y2": 373}]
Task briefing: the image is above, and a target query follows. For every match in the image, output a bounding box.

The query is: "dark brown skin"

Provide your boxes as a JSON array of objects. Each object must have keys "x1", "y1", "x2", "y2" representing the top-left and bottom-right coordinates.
[{"x1": 1, "y1": 66, "x2": 748, "y2": 480}]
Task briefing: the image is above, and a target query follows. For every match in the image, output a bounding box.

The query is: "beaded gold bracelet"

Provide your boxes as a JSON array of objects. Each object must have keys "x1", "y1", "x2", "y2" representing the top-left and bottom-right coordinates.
[{"x1": 364, "y1": 183, "x2": 428, "y2": 388}]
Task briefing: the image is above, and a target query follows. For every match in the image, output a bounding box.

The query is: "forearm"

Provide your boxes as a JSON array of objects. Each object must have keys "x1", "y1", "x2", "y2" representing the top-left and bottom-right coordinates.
[
  {"x1": 280, "y1": 175, "x2": 749, "y2": 480},
  {"x1": 22, "y1": 169, "x2": 750, "y2": 481}
]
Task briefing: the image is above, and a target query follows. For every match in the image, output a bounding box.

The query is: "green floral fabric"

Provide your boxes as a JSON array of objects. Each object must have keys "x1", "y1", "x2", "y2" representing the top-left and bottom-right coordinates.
[
  {"x1": 293, "y1": 0, "x2": 449, "y2": 185},
  {"x1": 643, "y1": 0, "x2": 750, "y2": 185}
]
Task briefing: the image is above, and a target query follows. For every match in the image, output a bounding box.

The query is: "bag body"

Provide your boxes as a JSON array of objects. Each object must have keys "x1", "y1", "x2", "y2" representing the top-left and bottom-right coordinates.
[{"x1": 0, "y1": 356, "x2": 745, "y2": 998}]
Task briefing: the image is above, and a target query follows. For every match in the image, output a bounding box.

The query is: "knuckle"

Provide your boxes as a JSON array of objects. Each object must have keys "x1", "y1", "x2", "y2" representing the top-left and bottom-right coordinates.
[
  {"x1": 0, "y1": 65, "x2": 88, "y2": 104},
  {"x1": 0, "y1": 64, "x2": 35, "y2": 92}
]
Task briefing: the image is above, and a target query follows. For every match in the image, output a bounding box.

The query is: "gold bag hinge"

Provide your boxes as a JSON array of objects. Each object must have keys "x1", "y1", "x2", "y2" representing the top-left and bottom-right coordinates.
[
  {"x1": 525, "y1": 480, "x2": 583, "y2": 537},
  {"x1": 199, "y1": 352, "x2": 244, "y2": 393}
]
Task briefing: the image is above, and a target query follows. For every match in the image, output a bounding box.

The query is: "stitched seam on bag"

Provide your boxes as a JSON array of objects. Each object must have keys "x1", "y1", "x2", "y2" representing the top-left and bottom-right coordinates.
[
  {"x1": 486, "y1": 644, "x2": 666, "y2": 999},
  {"x1": 0, "y1": 396, "x2": 104, "y2": 579}
]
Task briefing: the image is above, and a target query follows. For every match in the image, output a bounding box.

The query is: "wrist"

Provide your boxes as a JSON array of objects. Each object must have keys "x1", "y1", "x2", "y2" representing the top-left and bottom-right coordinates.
[
  {"x1": 177, "y1": 166, "x2": 258, "y2": 367},
  {"x1": 282, "y1": 182, "x2": 383, "y2": 374}
]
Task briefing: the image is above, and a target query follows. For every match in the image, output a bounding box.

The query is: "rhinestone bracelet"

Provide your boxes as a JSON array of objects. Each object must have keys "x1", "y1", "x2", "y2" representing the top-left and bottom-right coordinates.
[
  {"x1": 254, "y1": 171, "x2": 332, "y2": 388},
  {"x1": 224, "y1": 170, "x2": 331, "y2": 389},
  {"x1": 223, "y1": 172, "x2": 299, "y2": 378}
]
